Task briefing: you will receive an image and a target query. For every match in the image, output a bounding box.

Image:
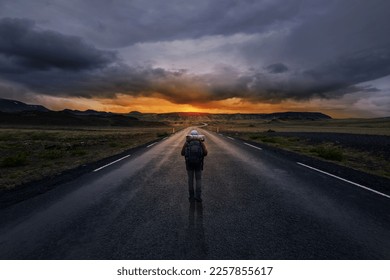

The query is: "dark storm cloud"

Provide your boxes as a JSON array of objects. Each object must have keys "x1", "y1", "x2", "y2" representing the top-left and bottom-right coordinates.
[
  {"x1": 304, "y1": 47, "x2": 390, "y2": 88},
  {"x1": 0, "y1": 60, "x2": 184, "y2": 100},
  {"x1": 263, "y1": 0, "x2": 390, "y2": 67},
  {"x1": 0, "y1": 18, "x2": 116, "y2": 71},
  {"x1": 0, "y1": 0, "x2": 302, "y2": 48},
  {"x1": 199, "y1": 46, "x2": 390, "y2": 103},
  {"x1": 1, "y1": 44, "x2": 389, "y2": 104},
  {"x1": 265, "y1": 63, "x2": 289, "y2": 74},
  {"x1": 0, "y1": 0, "x2": 389, "y2": 110}
]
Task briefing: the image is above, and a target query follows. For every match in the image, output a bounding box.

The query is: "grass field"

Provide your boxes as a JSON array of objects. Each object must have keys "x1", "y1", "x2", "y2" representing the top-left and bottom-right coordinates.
[
  {"x1": 0, "y1": 126, "x2": 174, "y2": 189},
  {"x1": 206, "y1": 118, "x2": 390, "y2": 135},
  {"x1": 206, "y1": 118, "x2": 390, "y2": 179}
]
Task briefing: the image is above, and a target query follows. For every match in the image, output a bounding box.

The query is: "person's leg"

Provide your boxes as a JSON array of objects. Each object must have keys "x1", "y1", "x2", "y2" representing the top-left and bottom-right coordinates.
[
  {"x1": 194, "y1": 169, "x2": 202, "y2": 202},
  {"x1": 187, "y1": 169, "x2": 195, "y2": 199}
]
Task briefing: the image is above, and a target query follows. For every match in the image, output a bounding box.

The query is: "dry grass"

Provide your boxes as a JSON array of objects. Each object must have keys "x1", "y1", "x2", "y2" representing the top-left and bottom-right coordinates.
[
  {"x1": 207, "y1": 118, "x2": 390, "y2": 135},
  {"x1": 0, "y1": 126, "x2": 172, "y2": 189}
]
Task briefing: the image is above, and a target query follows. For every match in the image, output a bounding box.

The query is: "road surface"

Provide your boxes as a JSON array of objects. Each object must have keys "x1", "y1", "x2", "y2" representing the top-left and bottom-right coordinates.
[{"x1": 0, "y1": 127, "x2": 389, "y2": 259}]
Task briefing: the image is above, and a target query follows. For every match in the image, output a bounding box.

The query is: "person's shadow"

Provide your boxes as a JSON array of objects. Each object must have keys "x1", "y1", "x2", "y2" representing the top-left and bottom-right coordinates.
[{"x1": 187, "y1": 201, "x2": 208, "y2": 258}]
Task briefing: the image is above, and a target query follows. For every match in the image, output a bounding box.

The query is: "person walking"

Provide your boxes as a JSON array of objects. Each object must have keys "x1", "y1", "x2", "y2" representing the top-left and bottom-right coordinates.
[{"x1": 181, "y1": 129, "x2": 208, "y2": 202}]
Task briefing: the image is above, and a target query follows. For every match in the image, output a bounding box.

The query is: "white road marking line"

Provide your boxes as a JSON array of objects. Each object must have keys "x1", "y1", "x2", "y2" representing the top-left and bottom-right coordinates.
[
  {"x1": 227, "y1": 136, "x2": 235, "y2": 140},
  {"x1": 93, "y1": 155, "x2": 131, "y2": 172},
  {"x1": 218, "y1": 133, "x2": 223, "y2": 136},
  {"x1": 243, "y1": 142, "x2": 263, "y2": 151},
  {"x1": 147, "y1": 142, "x2": 158, "y2": 148},
  {"x1": 162, "y1": 137, "x2": 168, "y2": 140},
  {"x1": 297, "y1": 162, "x2": 390, "y2": 199}
]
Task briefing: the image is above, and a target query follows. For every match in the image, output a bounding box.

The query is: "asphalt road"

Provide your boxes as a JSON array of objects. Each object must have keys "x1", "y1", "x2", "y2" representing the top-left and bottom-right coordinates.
[{"x1": 0, "y1": 127, "x2": 389, "y2": 259}]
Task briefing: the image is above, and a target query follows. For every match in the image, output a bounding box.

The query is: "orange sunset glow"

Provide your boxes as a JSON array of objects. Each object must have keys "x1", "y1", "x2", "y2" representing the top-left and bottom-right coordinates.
[{"x1": 32, "y1": 94, "x2": 363, "y2": 118}]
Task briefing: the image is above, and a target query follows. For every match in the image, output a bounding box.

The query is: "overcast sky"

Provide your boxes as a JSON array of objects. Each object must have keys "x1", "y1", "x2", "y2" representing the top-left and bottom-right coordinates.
[{"x1": 0, "y1": 0, "x2": 389, "y2": 117}]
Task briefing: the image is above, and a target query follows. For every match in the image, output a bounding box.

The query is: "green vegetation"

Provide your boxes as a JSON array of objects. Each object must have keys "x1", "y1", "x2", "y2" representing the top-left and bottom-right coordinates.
[
  {"x1": 1, "y1": 153, "x2": 28, "y2": 167},
  {"x1": 40, "y1": 150, "x2": 65, "y2": 160},
  {"x1": 0, "y1": 126, "x2": 171, "y2": 189},
  {"x1": 310, "y1": 145, "x2": 344, "y2": 161},
  {"x1": 70, "y1": 149, "x2": 88, "y2": 156}
]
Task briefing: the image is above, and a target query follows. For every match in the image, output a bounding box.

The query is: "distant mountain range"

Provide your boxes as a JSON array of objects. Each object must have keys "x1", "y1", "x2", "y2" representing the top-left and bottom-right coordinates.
[
  {"x1": 128, "y1": 111, "x2": 332, "y2": 121},
  {"x1": 0, "y1": 98, "x2": 332, "y2": 127},
  {"x1": 0, "y1": 98, "x2": 165, "y2": 127},
  {"x1": 0, "y1": 98, "x2": 112, "y2": 116},
  {"x1": 61, "y1": 109, "x2": 114, "y2": 117}
]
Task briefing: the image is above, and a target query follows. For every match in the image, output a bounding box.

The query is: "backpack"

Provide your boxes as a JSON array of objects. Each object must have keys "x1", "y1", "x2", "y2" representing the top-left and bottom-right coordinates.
[{"x1": 185, "y1": 140, "x2": 203, "y2": 167}]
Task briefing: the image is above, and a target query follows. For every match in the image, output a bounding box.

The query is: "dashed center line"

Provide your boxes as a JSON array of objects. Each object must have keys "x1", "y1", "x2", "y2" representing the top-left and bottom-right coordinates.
[
  {"x1": 93, "y1": 155, "x2": 131, "y2": 172},
  {"x1": 243, "y1": 142, "x2": 263, "y2": 151},
  {"x1": 227, "y1": 136, "x2": 235, "y2": 140},
  {"x1": 297, "y1": 162, "x2": 390, "y2": 199}
]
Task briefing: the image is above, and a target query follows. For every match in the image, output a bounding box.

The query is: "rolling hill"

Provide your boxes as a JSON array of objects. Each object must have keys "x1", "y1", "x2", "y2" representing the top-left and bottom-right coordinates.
[
  {"x1": 0, "y1": 99, "x2": 166, "y2": 127},
  {"x1": 0, "y1": 98, "x2": 50, "y2": 113}
]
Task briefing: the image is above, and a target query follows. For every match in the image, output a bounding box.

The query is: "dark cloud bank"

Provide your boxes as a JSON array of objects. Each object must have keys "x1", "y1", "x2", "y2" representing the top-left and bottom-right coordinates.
[
  {"x1": 0, "y1": 18, "x2": 115, "y2": 72},
  {"x1": 0, "y1": 0, "x2": 303, "y2": 48},
  {"x1": 0, "y1": 0, "x2": 390, "y2": 108}
]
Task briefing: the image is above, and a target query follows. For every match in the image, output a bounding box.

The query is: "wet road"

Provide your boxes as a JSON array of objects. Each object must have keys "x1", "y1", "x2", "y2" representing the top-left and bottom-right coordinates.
[{"x1": 0, "y1": 127, "x2": 389, "y2": 259}]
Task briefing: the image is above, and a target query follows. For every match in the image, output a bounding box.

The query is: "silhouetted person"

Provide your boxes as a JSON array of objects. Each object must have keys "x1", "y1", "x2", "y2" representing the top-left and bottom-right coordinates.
[{"x1": 181, "y1": 129, "x2": 208, "y2": 202}]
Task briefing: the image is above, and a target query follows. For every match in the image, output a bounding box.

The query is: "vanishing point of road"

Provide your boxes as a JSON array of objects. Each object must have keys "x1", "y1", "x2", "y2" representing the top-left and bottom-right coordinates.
[{"x1": 0, "y1": 127, "x2": 389, "y2": 259}]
